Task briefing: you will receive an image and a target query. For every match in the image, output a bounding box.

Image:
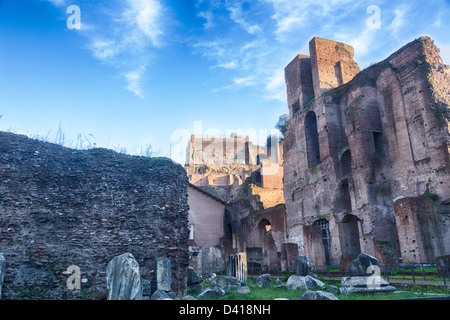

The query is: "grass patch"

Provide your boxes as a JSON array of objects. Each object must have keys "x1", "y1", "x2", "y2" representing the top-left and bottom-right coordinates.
[
  {"x1": 309, "y1": 164, "x2": 320, "y2": 174},
  {"x1": 191, "y1": 276, "x2": 450, "y2": 301},
  {"x1": 303, "y1": 97, "x2": 316, "y2": 110}
]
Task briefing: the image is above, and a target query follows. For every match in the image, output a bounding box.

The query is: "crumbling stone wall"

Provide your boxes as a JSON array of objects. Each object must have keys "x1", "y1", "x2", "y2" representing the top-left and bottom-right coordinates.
[
  {"x1": 394, "y1": 195, "x2": 444, "y2": 263},
  {"x1": 224, "y1": 194, "x2": 287, "y2": 271},
  {"x1": 0, "y1": 132, "x2": 189, "y2": 299},
  {"x1": 309, "y1": 37, "x2": 360, "y2": 97},
  {"x1": 283, "y1": 36, "x2": 450, "y2": 265}
]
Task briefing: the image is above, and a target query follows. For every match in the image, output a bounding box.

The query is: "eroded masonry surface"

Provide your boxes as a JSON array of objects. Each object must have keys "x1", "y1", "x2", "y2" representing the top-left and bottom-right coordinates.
[
  {"x1": 283, "y1": 36, "x2": 450, "y2": 266},
  {"x1": 0, "y1": 132, "x2": 189, "y2": 299},
  {"x1": 0, "y1": 36, "x2": 449, "y2": 300}
]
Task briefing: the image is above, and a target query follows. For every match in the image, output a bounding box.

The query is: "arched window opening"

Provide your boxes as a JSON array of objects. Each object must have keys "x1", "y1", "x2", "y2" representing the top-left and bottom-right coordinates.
[
  {"x1": 305, "y1": 111, "x2": 321, "y2": 168},
  {"x1": 339, "y1": 214, "x2": 361, "y2": 263},
  {"x1": 258, "y1": 219, "x2": 277, "y2": 269},
  {"x1": 340, "y1": 150, "x2": 352, "y2": 177},
  {"x1": 334, "y1": 179, "x2": 352, "y2": 214},
  {"x1": 253, "y1": 171, "x2": 262, "y2": 186},
  {"x1": 291, "y1": 100, "x2": 300, "y2": 117},
  {"x1": 258, "y1": 219, "x2": 272, "y2": 236}
]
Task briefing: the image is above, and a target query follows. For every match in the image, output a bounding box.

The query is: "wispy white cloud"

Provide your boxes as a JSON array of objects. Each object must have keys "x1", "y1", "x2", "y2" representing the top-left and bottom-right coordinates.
[
  {"x1": 334, "y1": 28, "x2": 377, "y2": 59},
  {"x1": 264, "y1": 68, "x2": 286, "y2": 102},
  {"x1": 197, "y1": 10, "x2": 215, "y2": 29},
  {"x1": 45, "y1": 0, "x2": 66, "y2": 7},
  {"x1": 265, "y1": 0, "x2": 356, "y2": 42},
  {"x1": 48, "y1": 0, "x2": 166, "y2": 98},
  {"x1": 86, "y1": 0, "x2": 164, "y2": 98},
  {"x1": 387, "y1": 4, "x2": 410, "y2": 36},
  {"x1": 233, "y1": 76, "x2": 255, "y2": 86},
  {"x1": 436, "y1": 41, "x2": 450, "y2": 65},
  {"x1": 433, "y1": 13, "x2": 442, "y2": 28},
  {"x1": 211, "y1": 61, "x2": 238, "y2": 70},
  {"x1": 122, "y1": 0, "x2": 164, "y2": 47},
  {"x1": 191, "y1": 0, "x2": 380, "y2": 101},
  {"x1": 274, "y1": 15, "x2": 304, "y2": 37},
  {"x1": 124, "y1": 66, "x2": 146, "y2": 98},
  {"x1": 212, "y1": 76, "x2": 256, "y2": 92},
  {"x1": 90, "y1": 39, "x2": 119, "y2": 62},
  {"x1": 227, "y1": 5, "x2": 262, "y2": 35}
]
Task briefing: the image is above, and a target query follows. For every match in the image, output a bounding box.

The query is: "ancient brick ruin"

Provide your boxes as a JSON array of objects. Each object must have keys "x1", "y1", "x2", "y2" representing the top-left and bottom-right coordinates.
[
  {"x1": 184, "y1": 135, "x2": 287, "y2": 272},
  {"x1": 1, "y1": 35, "x2": 449, "y2": 301},
  {"x1": 283, "y1": 36, "x2": 450, "y2": 266},
  {"x1": 0, "y1": 132, "x2": 189, "y2": 299}
]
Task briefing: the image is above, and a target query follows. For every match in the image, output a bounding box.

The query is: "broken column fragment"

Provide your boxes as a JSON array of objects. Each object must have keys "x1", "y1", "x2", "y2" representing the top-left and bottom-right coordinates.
[
  {"x1": 106, "y1": 253, "x2": 142, "y2": 300},
  {"x1": 226, "y1": 252, "x2": 247, "y2": 282},
  {"x1": 157, "y1": 257, "x2": 172, "y2": 292},
  {"x1": 340, "y1": 253, "x2": 396, "y2": 294},
  {"x1": 0, "y1": 253, "x2": 5, "y2": 299}
]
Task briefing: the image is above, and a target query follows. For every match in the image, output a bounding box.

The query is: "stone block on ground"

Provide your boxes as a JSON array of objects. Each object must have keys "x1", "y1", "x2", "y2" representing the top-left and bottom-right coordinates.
[
  {"x1": 286, "y1": 275, "x2": 325, "y2": 291},
  {"x1": 237, "y1": 285, "x2": 250, "y2": 294},
  {"x1": 299, "y1": 290, "x2": 339, "y2": 300},
  {"x1": 151, "y1": 289, "x2": 172, "y2": 300},
  {"x1": 324, "y1": 285, "x2": 340, "y2": 294},
  {"x1": 197, "y1": 281, "x2": 226, "y2": 299},
  {"x1": 204, "y1": 273, "x2": 217, "y2": 281},
  {"x1": 141, "y1": 278, "x2": 151, "y2": 297},
  {"x1": 339, "y1": 276, "x2": 396, "y2": 294},
  {"x1": 217, "y1": 275, "x2": 240, "y2": 288},
  {"x1": 349, "y1": 253, "x2": 380, "y2": 276},
  {"x1": 254, "y1": 274, "x2": 271, "y2": 288},
  {"x1": 106, "y1": 253, "x2": 142, "y2": 300},
  {"x1": 295, "y1": 256, "x2": 312, "y2": 276},
  {"x1": 187, "y1": 266, "x2": 203, "y2": 285}
]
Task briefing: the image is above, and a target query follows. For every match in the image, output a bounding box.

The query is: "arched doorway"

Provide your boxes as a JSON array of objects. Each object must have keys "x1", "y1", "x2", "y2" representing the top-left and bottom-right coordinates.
[
  {"x1": 253, "y1": 171, "x2": 262, "y2": 186},
  {"x1": 305, "y1": 111, "x2": 321, "y2": 168},
  {"x1": 258, "y1": 219, "x2": 277, "y2": 270},
  {"x1": 339, "y1": 214, "x2": 361, "y2": 264},
  {"x1": 312, "y1": 219, "x2": 332, "y2": 265}
]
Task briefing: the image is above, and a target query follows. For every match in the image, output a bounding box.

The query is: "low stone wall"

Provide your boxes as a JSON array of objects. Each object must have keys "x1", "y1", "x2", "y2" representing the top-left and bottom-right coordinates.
[{"x1": 0, "y1": 132, "x2": 189, "y2": 299}]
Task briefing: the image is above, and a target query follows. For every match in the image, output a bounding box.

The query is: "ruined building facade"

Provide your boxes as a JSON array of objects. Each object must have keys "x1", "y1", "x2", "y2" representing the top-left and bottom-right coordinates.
[
  {"x1": 283, "y1": 36, "x2": 450, "y2": 265},
  {"x1": 184, "y1": 135, "x2": 287, "y2": 272}
]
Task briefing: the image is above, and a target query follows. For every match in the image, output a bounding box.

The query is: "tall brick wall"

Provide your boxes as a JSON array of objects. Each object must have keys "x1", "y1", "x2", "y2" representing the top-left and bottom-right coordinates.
[
  {"x1": 309, "y1": 37, "x2": 360, "y2": 98},
  {"x1": 0, "y1": 132, "x2": 189, "y2": 299},
  {"x1": 188, "y1": 185, "x2": 225, "y2": 248},
  {"x1": 283, "y1": 36, "x2": 450, "y2": 265},
  {"x1": 284, "y1": 54, "x2": 314, "y2": 117},
  {"x1": 186, "y1": 135, "x2": 260, "y2": 166},
  {"x1": 394, "y1": 196, "x2": 445, "y2": 263}
]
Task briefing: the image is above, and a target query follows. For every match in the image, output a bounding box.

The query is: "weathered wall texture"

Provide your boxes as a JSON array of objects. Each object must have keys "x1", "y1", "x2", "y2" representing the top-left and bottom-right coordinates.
[
  {"x1": 185, "y1": 136, "x2": 283, "y2": 201},
  {"x1": 185, "y1": 135, "x2": 261, "y2": 166},
  {"x1": 284, "y1": 36, "x2": 450, "y2": 265},
  {"x1": 223, "y1": 193, "x2": 287, "y2": 271},
  {"x1": 0, "y1": 132, "x2": 189, "y2": 299},
  {"x1": 188, "y1": 184, "x2": 225, "y2": 248}
]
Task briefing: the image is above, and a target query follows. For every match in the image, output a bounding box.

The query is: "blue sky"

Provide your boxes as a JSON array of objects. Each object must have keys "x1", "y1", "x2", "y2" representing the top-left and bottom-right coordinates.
[{"x1": 1, "y1": 0, "x2": 449, "y2": 163}]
